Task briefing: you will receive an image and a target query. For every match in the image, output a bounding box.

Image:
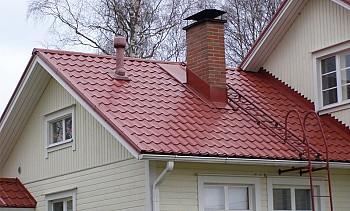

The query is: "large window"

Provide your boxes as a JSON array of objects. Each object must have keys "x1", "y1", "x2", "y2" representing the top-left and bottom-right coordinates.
[
  {"x1": 198, "y1": 176, "x2": 261, "y2": 211},
  {"x1": 267, "y1": 177, "x2": 325, "y2": 211},
  {"x1": 320, "y1": 53, "x2": 350, "y2": 106},
  {"x1": 313, "y1": 41, "x2": 350, "y2": 113},
  {"x1": 45, "y1": 106, "x2": 75, "y2": 158},
  {"x1": 46, "y1": 189, "x2": 76, "y2": 211}
]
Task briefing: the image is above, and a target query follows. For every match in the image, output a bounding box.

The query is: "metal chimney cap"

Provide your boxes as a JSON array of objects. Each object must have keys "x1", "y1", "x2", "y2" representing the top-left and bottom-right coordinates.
[{"x1": 184, "y1": 9, "x2": 226, "y2": 21}]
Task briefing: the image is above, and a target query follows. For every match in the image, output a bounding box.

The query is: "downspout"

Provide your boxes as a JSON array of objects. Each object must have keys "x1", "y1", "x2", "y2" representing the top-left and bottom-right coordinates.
[{"x1": 152, "y1": 161, "x2": 174, "y2": 211}]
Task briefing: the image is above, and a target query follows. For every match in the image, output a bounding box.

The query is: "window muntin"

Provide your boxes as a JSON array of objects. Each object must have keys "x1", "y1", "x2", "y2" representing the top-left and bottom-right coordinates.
[
  {"x1": 320, "y1": 52, "x2": 350, "y2": 106},
  {"x1": 204, "y1": 185, "x2": 250, "y2": 211}
]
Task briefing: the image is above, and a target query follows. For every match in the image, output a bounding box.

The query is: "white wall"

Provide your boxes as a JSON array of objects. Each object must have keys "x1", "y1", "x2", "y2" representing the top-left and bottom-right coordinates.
[
  {"x1": 263, "y1": 0, "x2": 350, "y2": 127},
  {"x1": 157, "y1": 161, "x2": 350, "y2": 211}
]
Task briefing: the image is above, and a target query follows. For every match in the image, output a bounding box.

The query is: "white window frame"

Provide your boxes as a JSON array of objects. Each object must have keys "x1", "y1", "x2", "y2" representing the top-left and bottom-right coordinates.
[
  {"x1": 198, "y1": 175, "x2": 261, "y2": 211},
  {"x1": 45, "y1": 106, "x2": 76, "y2": 158},
  {"x1": 45, "y1": 189, "x2": 76, "y2": 211},
  {"x1": 313, "y1": 40, "x2": 350, "y2": 114},
  {"x1": 267, "y1": 177, "x2": 326, "y2": 211}
]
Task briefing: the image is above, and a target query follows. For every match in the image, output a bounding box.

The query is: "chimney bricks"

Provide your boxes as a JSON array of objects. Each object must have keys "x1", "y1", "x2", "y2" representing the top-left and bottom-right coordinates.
[{"x1": 184, "y1": 9, "x2": 227, "y2": 107}]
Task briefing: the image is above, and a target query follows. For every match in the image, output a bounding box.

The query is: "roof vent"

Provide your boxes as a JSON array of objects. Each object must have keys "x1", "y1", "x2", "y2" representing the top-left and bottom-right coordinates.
[{"x1": 109, "y1": 36, "x2": 130, "y2": 80}]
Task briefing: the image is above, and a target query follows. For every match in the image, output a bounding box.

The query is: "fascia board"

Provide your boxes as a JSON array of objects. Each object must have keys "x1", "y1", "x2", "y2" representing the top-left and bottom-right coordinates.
[
  {"x1": 139, "y1": 154, "x2": 350, "y2": 169},
  {"x1": 332, "y1": 0, "x2": 350, "y2": 10},
  {"x1": 239, "y1": 0, "x2": 293, "y2": 71},
  {"x1": 35, "y1": 56, "x2": 140, "y2": 158}
]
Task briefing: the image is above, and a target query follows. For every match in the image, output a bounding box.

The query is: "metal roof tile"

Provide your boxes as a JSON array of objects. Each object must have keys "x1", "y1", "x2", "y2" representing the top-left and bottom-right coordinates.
[{"x1": 35, "y1": 49, "x2": 350, "y2": 162}]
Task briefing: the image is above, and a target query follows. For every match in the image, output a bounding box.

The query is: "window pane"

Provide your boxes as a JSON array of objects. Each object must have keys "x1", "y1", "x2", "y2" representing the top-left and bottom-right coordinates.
[
  {"x1": 323, "y1": 88, "x2": 338, "y2": 106},
  {"x1": 65, "y1": 117, "x2": 73, "y2": 140},
  {"x1": 321, "y1": 56, "x2": 336, "y2": 74},
  {"x1": 322, "y1": 72, "x2": 337, "y2": 90},
  {"x1": 53, "y1": 201, "x2": 64, "y2": 211},
  {"x1": 52, "y1": 120, "x2": 63, "y2": 143},
  {"x1": 295, "y1": 189, "x2": 312, "y2": 211},
  {"x1": 204, "y1": 186, "x2": 224, "y2": 210},
  {"x1": 228, "y1": 186, "x2": 249, "y2": 210},
  {"x1": 273, "y1": 188, "x2": 291, "y2": 210},
  {"x1": 341, "y1": 68, "x2": 350, "y2": 85},
  {"x1": 340, "y1": 53, "x2": 350, "y2": 69},
  {"x1": 67, "y1": 200, "x2": 73, "y2": 211},
  {"x1": 342, "y1": 85, "x2": 350, "y2": 101}
]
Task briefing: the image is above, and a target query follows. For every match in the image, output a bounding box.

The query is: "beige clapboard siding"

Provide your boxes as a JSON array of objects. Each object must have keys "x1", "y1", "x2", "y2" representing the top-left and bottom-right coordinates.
[
  {"x1": 1, "y1": 76, "x2": 132, "y2": 182},
  {"x1": 24, "y1": 158, "x2": 146, "y2": 211},
  {"x1": 157, "y1": 162, "x2": 350, "y2": 211},
  {"x1": 262, "y1": 0, "x2": 350, "y2": 127}
]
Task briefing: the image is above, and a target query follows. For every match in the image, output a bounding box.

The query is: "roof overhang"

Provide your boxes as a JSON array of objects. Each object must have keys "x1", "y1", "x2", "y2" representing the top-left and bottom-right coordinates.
[
  {"x1": 239, "y1": 0, "x2": 350, "y2": 72},
  {"x1": 0, "y1": 56, "x2": 51, "y2": 168},
  {"x1": 139, "y1": 154, "x2": 350, "y2": 169}
]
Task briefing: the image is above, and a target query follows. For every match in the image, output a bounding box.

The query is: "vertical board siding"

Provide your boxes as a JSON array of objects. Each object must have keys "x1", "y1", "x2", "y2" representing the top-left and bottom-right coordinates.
[
  {"x1": 1, "y1": 72, "x2": 133, "y2": 182},
  {"x1": 25, "y1": 159, "x2": 146, "y2": 211},
  {"x1": 157, "y1": 162, "x2": 350, "y2": 211},
  {"x1": 262, "y1": 0, "x2": 350, "y2": 127}
]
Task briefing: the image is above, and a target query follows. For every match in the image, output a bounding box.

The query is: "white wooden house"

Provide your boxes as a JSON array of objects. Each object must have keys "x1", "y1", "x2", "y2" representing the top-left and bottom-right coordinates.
[{"x1": 1, "y1": 0, "x2": 350, "y2": 211}]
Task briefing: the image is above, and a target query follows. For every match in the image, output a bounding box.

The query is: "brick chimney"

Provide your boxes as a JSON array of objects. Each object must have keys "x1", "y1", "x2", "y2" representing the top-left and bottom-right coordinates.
[{"x1": 184, "y1": 9, "x2": 227, "y2": 108}]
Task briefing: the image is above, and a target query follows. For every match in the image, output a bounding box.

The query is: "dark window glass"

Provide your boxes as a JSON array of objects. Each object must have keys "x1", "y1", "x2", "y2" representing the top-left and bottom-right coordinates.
[
  {"x1": 53, "y1": 202, "x2": 64, "y2": 211},
  {"x1": 273, "y1": 188, "x2": 291, "y2": 210},
  {"x1": 65, "y1": 117, "x2": 73, "y2": 140},
  {"x1": 341, "y1": 69, "x2": 350, "y2": 85},
  {"x1": 321, "y1": 56, "x2": 336, "y2": 74},
  {"x1": 295, "y1": 189, "x2": 311, "y2": 211},
  {"x1": 52, "y1": 120, "x2": 63, "y2": 143},
  {"x1": 323, "y1": 88, "x2": 338, "y2": 105},
  {"x1": 342, "y1": 85, "x2": 350, "y2": 101},
  {"x1": 322, "y1": 72, "x2": 337, "y2": 90}
]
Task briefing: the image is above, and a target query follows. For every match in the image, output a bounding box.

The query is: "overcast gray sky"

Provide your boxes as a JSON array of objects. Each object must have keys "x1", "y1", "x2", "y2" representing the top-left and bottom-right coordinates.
[{"x1": 0, "y1": 1, "x2": 49, "y2": 115}]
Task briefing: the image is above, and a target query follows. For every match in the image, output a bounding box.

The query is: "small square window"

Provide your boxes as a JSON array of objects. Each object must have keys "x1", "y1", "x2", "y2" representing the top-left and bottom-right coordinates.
[
  {"x1": 46, "y1": 189, "x2": 76, "y2": 211},
  {"x1": 51, "y1": 116, "x2": 73, "y2": 144},
  {"x1": 45, "y1": 106, "x2": 75, "y2": 157}
]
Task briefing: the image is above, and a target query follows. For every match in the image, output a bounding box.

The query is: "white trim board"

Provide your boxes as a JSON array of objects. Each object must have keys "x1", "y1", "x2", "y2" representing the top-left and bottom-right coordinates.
[
  {"x1": 36, "y1": 57, "x2": 140, "y2": 158},
  {"x1": 140, "y1": 154, "x2": 350, "y2": 169}
]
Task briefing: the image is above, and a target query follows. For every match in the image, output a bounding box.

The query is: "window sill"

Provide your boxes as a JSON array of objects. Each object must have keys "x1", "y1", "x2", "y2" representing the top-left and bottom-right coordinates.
[
  {"x1": 46, "y1": 139, "x2": 74, "y2": 158},
  {"x1": 318, "y1": 100, "x2": 350, "y2": 115}
]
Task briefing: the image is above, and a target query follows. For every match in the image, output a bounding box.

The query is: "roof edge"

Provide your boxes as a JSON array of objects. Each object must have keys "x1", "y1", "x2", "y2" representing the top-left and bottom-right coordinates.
[
  {"x1": 139, "y1": 154, "x2": 350, "y2": 168},
  {"x1": 238, "y1": 0, "x2": 290, "y2": 71}
]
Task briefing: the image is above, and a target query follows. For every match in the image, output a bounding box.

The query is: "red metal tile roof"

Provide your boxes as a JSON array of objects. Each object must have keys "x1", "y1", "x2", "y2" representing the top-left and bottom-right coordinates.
[
  {"x1": 0, "y1": 178, "x2": 36, "y2": 208},
  {"x1": 35, "y1": 49, "x2": 350, "y2": 162}
]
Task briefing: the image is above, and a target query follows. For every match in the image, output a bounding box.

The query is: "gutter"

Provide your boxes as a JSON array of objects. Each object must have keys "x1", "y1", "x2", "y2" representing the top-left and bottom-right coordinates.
[
  {"x1": 152, "y1": 161, "x2": 174, "y2": 211},
  {"x1": 139, "y1": 154, "x2": 350, "y2": 169}
]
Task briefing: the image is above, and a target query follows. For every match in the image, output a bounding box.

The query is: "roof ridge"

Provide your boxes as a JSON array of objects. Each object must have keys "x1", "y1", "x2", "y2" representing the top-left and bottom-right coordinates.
[{"x1": 34, "y1": 48, "x2": 183, "y2": 65}]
